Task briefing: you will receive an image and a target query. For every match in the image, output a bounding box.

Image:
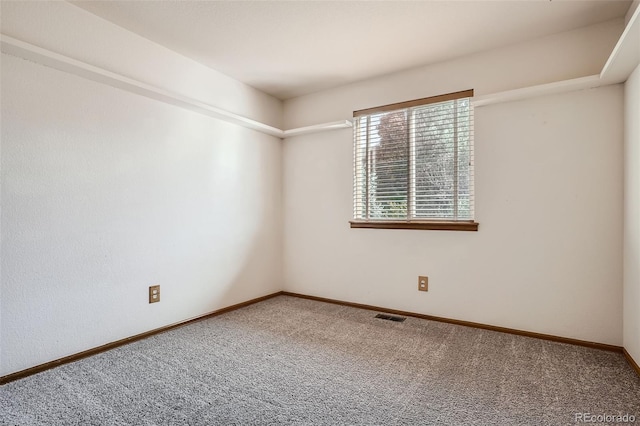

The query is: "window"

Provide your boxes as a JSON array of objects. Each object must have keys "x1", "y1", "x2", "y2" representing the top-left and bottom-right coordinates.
[{"x1": 351, "y1": 89, "x2": 478, "y2": 231}]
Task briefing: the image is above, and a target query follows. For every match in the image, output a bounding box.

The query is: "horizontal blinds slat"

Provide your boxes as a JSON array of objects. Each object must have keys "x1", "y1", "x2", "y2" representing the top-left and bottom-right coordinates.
[{"x1": 353, "y1": 95, "x2": 474, "y2": 221}]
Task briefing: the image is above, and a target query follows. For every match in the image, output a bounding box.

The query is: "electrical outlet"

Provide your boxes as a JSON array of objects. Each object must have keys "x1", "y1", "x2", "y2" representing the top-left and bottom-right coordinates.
[
  {"x1": 418, "y1": 276, "x2": 428, "y2": 292},
  {"x1": 149, "y1": 285, "x2": 160, "y2": 303}
]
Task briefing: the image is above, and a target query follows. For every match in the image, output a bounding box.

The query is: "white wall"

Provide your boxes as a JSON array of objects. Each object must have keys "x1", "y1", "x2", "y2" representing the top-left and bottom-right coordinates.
[
  {"x1": 284, "y1": 19, "x2": 622, "y2": 130},
  {"x1": 627, "y1": 0, "x2": 640, "y2": 25},
  {"x1": 0, "y1": 1, "x2": 632, "y2": 377},
  {"x1": 283, "y1": 21, "x2": 625, "y2": 345},
  {"x1": 0, "y1": 1, "x2": 282, "y2": 128},
  {"x1": 0, "y1": 7, "x2": 283, "y2": 376},
  {"x1": 624, "y1": 64, "x2": 640, "y2": 363}
]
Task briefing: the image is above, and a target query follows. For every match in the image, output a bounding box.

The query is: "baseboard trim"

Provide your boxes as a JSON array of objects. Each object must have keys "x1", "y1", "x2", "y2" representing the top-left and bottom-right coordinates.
[
  {"x1": 4, "y1": 290, "x2": 633, "y2": 385},
  {"x1": 0, "y1": 291, "x2": 284, "y2": 385},
  {"x1": 281, "y1": 291, "x2": 623, "y2": 353},
  {"x1": 623, "y1": 348, "x2": 640, "y2": 377}
]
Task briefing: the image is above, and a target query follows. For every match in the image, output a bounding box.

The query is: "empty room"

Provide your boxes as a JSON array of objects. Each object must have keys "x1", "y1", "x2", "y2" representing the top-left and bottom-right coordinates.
[{"x1": 1, "y1": 0, "x2": 640, "y2": 424}]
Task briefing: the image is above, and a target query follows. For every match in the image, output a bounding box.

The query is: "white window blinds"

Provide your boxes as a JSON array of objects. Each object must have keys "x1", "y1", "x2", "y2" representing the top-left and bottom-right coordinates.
[{"x1": 353, "y1": 89, "x2": 474, "y2": 222}]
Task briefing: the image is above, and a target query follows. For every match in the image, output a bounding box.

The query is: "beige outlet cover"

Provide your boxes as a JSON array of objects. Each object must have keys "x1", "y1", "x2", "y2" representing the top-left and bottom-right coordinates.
[
  {"x1": 149, "y1": 285, "x2": 160, "y2": 303},
  {"x1": 418, "y1": 276, "x2": 428, "y2": 292}
]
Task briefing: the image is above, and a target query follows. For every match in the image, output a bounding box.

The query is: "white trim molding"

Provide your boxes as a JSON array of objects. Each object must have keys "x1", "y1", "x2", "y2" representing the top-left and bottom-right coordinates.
[
  {"x1": 473, "y1": 7, "x2": 639, "y2": 108},
  {"x1": 600, "y1": 4, "x2": 640, "y2": 84},
  {"x1": 283, "y1": 120, "x2": 352, "y2": 138},
  {"x1": 1, "y1": 34, "x2": 286, "y2": 138},
  {"x1": 4, "y1": 5, "x2": 638, "y2": 135},
  {"x1": 472, "y1": 75, "x2": 602, "y2": 108},
  {"x1": 1, "y1": 34, "x2": 353, "y2": 140}
]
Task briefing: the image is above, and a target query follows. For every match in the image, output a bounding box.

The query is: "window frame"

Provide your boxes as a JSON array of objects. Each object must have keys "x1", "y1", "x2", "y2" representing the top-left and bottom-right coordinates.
[{"x1": 350, "y1": 89, "x2": 478, "y2": 232}]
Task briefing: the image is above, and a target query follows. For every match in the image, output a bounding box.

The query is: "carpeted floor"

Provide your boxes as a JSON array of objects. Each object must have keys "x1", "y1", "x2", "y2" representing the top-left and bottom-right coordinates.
[{"x1": 1, "y1": 295, "x2": 639, "y2": 425}]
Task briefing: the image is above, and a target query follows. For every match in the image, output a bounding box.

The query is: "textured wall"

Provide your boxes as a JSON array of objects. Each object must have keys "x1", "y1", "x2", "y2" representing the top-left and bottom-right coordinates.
[
  {"x1": 0, "y1": 1, "x2": 632, "y2": 377},
  {"x1": 624, "y1": 64, "x2": 640, "y2": 363},
  {"x1": 284, "y1": 19, "x2": 623, "y2": 129},
  {"x1": 282, "y1": 21, "x2": 625, "y2": 345},
  {"x1": 0, "y1": 53, "x2": 283, "y2": 376},
  {"x1": 0, "y1": 1, "x2": 283, "y2": 128}
]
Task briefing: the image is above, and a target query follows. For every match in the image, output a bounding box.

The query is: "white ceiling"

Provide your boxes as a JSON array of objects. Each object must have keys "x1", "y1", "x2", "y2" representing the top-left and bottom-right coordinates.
[{"x1": 72, "y1": 0, "x2": 632, "y2": 100}]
